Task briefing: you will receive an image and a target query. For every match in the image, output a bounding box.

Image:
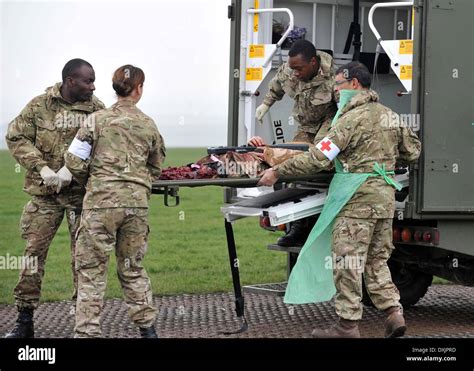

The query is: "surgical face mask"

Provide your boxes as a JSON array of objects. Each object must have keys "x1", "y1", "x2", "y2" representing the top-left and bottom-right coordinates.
[
  {"x1": 338, "y1": 89, "x2": 359, "y2": 110},
  {"x1": 331, "y1": 89, "x2": 360, "y2": 125}
]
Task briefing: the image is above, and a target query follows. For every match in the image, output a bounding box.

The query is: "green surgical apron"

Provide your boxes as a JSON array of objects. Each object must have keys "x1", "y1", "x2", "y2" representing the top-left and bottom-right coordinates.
[{"x1": 283, "y1": 90, "x2": 402, "y2": 304}]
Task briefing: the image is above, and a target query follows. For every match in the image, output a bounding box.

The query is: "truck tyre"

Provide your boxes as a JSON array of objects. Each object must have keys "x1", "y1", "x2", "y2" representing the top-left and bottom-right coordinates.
[{"x1": 362, "y1": 260, "x2": 433, "y2": 307}]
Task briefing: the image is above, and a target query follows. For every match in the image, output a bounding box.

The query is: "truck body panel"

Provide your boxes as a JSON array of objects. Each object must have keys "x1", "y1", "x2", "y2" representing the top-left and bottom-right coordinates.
[
  {"x1": 412, "y1": 0, "x2": 474, "y2": 215},
  {"x1": 226, "y1": 0, "x2": 474, "y2": 287}
]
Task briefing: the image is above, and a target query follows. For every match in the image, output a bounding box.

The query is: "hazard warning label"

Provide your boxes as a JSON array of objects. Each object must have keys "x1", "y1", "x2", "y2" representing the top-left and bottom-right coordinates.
[
  {"x1": 400, "y1": 65, "x2": 413, "y2": 80},
  {"x1": 249, "y1": 44, "x2": 265, "y2": 58},
  {"x1": 399, "y1": 40, "x2": 413, "y2": 54},
  {"x1": 246, "y1": 67, "x2": 263, "y2": 81}
]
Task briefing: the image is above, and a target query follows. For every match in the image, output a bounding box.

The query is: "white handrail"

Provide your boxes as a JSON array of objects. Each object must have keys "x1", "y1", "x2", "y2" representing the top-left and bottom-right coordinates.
[
  {"x1": 368, "y1": 1, "x2": 413, "y2": 42},
  {"x1": 368, "y1": 1, "x2": 414, "y2": 65},
  {"x1": 247, "y1": 8, "x2": 295, "y2": 67}
]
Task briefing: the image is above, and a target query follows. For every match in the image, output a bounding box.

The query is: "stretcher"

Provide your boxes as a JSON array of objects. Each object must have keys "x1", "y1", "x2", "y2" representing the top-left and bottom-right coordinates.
[
  {"x1": 152, "y1": 174, "x2": 332, "y2": 333},
  {"x1": 152, "y1": 170, "x2": 409, "y2": 333}
]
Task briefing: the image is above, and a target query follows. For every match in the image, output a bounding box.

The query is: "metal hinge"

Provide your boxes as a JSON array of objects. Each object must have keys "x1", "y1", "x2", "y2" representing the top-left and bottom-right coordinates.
[
  {"x1": 228, "y1": 5, "x2": 234, "y2": 20},
  {"x1": 431, "y1": 0, "x2": 454, "y2": 10},
  {"x1": 404, "y1": 201, "x2": 416, "y2": 219},
  {"x1": 414, "y1": 0, "x2": 424, "y2": 8}
]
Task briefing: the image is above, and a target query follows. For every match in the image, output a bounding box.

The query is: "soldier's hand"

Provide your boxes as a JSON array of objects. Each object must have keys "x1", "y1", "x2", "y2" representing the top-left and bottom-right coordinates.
[
  {"x1": 257, "y1": 168, "x2": 279, "y2": 187},
  {"x1": 55, "y1": 166, "x2": 73, "y2": 193},
  {"x1": 40, "y1": 166, "x2": 60, "y2": 188},
  {"x1": 255, "y1": 104, "x2": 270, "y2": 124},
  {"x1": 248, "y1": 136, "x2": 266, "y2": 147}
]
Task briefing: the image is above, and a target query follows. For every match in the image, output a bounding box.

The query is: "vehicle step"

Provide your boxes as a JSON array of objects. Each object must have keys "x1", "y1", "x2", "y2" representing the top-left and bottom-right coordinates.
[
  {"x1": 267, "y1": 244, "x2": 302, "y2": 254},
  {"x1": 243, "y1": 282, "x2": 287, "y2": 296}
]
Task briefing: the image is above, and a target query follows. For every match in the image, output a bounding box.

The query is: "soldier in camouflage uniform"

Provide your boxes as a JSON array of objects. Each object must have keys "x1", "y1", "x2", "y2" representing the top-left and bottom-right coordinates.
[
  {"x1": 65, "y1": 65, "x2": 166, "y2": 338},
  {"x1": 255, "y1": 39, "x2": 337, "y2": 144},
  {"x1": 5, "y1": 59, "x2": 104, "y2": 338},
  {"x1": 258, "y1": 62, "x2": 421, "y2": 338}
]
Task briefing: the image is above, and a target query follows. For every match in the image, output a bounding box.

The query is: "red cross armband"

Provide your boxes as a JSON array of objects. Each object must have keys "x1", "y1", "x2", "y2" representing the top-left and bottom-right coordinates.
[{"x1": 315, "y1": 137, "x2": 341, "y2": 161}]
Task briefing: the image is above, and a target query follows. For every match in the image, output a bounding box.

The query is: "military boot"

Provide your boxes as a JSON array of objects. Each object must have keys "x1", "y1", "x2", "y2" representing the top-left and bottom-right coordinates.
[
  {"x1": 384, "y1": 306, "x2": 406, "y2": 338},
  {"x1": 5, "y1": 308, "x2": 34, "y2": 338},
  {"x1": 277, "y1": 219, "x2": 310, "y2": 247},
  {"x1": 311, "y1": 318, "x2": 360, "y2": 338},
  {"x1": 139, "y1": 325, "x2": 158, "y2": 338}
]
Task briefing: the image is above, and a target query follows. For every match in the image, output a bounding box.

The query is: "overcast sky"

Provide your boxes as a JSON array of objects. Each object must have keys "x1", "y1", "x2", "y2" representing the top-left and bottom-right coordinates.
[{"x1": 0, "y1": 0, "x2": 230, "y2": 148}]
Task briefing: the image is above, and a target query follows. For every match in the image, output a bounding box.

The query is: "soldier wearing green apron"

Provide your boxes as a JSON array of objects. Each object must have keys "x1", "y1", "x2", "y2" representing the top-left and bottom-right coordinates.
[{"x1": 258, "y1": 62, "x2": 421, "y2": 338}]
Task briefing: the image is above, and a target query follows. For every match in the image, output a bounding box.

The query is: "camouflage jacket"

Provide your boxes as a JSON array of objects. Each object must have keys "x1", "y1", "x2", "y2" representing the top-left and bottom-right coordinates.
[
  {"x1": 5, "y1": 83, "x2": 105, "y2": 196},
  {"x1": 262, "y1": 51, "x2": 337, "y2": 134},
  {"x1": 65, "y1": 98, "x2": 166, "y2": 209},
  {"x1": 273, "y1": 90, "x2": 421, "y2": 218}
]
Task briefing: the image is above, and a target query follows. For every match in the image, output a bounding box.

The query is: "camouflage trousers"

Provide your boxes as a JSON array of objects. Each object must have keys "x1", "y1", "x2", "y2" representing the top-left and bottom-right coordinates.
[
  {"x1": 14, "y1": 193, "x2": 82, "y2": 310},
  {"x1": 332, "y1": 216, "x2": 401, "y2": 320},
  {"x1": 74, "y1": 208, "x2": 157, "y2": 338}
]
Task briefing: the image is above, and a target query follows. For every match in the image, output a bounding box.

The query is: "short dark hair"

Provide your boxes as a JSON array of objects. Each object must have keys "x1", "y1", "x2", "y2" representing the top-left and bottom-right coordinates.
[
  {"x1": 62, "y1": 58, "x2": 93, "y2": 82},
  {"x1": 288, "y1": 40, "x2": 317, "y2": 63},
  {"x1": 335, "y1": 62, "x2": 372, "y2": 88}
]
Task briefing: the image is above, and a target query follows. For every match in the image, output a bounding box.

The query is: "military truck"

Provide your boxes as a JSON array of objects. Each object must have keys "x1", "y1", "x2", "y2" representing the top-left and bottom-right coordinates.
[{"x1": 224, "y1": 0, "x2": 474, "y2": 307}]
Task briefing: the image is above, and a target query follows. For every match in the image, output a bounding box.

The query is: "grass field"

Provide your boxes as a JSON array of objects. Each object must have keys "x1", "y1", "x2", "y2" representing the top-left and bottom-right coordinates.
[
  {"x1": 0, "y1": 149, "x2": 286, "y2": 304},
  {"x1": 0, "y1": 149, "x2": 448, "y2": 305}
]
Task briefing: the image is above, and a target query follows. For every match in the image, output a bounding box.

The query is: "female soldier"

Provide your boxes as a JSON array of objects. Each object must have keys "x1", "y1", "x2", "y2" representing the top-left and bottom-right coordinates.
[{"x1": 65, "y1": 65, "x2": 166, "y2": 338}]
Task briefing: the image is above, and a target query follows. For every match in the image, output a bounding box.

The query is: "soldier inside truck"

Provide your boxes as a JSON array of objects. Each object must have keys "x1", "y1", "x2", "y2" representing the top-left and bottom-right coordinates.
[{"x1": 250, "y1": 38, "x2": 337, "y2": 247}]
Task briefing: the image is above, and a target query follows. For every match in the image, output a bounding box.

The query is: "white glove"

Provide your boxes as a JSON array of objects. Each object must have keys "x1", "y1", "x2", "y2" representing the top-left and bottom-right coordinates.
[
  {"x1": 255, "y1": 104, "x2": 270, "y2": 124},
  {"x1": 40, "y1": 166, "x2": 60, "y2": 188},
  {"x1": 56, "y1": 166, "x2": 73, "y2": 193}
]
